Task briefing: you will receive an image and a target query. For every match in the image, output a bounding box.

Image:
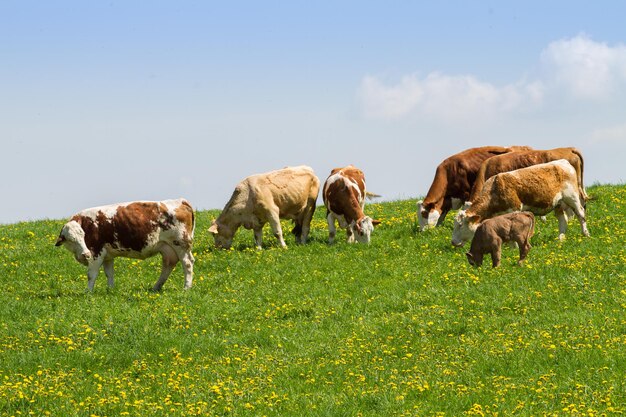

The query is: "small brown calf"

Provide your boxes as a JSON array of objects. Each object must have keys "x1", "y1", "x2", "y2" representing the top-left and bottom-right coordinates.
[{"x1": 466, "y1": 212, "x2": 535, "y2": 268}]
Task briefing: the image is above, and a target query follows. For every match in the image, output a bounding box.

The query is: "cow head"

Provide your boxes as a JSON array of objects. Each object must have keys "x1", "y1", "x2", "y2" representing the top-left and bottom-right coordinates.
[
  {"x1": 451, "y1": 210, "x2": 480, "y2": 247},
  {"x1": 208, "y1": 220, "x2": 234, "y2": 249},
  {"x1": 417, "y1": 200, "x2": 440, "y2": 231},
  {"x1": 465, "y1": 251, "x2": 484, "y2": 267},
  {"x1": 351, "y1": 216, "x2": 381, "y2": 244},
  {"x1": 55, "y1": 220, "x2": 92, "y2": 265}
]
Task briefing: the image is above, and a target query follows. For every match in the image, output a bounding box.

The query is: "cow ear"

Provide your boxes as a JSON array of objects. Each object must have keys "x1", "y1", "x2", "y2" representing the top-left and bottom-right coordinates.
[
  {"x1": 372, "y1": 219, "x2": 381, "y2": 226},
  {"x1": 469, "y1": 215, "x2": 481, "y2": 224},
  {"x1": 208, "y1": 222, "x2": 219, "y2": 234},
  {"x1": 466, "y1": 252, "x2": 474, "y2": 264},
  {"x1": 55, "y1": 235, "x2": 65, "y2": 246}
]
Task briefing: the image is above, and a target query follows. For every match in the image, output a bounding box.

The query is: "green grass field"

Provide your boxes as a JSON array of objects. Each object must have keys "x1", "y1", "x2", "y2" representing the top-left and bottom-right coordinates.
[{"x1": 1, "y1": 184, "x2": 625, "y2": 416}]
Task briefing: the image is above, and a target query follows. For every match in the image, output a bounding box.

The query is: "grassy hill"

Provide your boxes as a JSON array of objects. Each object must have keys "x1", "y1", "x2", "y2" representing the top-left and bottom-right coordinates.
[{"x1": 1, "y1": 184, "x2": 625, "y2": 416}]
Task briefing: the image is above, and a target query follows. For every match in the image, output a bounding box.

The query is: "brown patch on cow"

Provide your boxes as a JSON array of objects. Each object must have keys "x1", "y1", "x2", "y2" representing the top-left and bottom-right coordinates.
[
  {"x1": 74, "y1": 212, "x2": 115, "y2": 258},
  {"x1": 113, "y1": 202, "x2": 160, "y2": 252},
  {"x1": 174, "y1": 200, "x2": 195, "y2": 239}
]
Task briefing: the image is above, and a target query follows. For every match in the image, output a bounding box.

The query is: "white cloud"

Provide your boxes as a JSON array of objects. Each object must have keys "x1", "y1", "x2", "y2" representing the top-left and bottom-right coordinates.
[
  {"x1": 359, "y1": 34, "x2": 626, "y2": 122},
  {"x1": 540, "y1": 34, "x2": 626, "y2": 99},
  {"x1": 359, "y1": 75, "x2": 424, "y2": 120},
  {"x1": 359, "y1": 72, "x2": 542, "y2": 123}
]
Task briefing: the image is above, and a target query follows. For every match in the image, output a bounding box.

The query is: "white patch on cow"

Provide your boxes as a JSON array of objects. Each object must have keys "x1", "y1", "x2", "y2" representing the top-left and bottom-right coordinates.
[
  {"x1": 353, "y1": 216, "x2": 376, "y2": 244},
  {"x1": 417, "y1": 200, "x2": 440, "y2": 231},
  {"x1": 451, "y1": 209, "x2": 480, "y2": 247}
]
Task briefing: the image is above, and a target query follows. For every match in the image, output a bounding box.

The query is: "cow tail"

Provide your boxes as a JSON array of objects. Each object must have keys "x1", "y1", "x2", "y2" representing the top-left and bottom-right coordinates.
[
  {"x1": 571, "y1": 148, "x2": 588, "y2": 202},
  {"x1": 191, "y1": 205, "x2": 196, "y2": 240}
]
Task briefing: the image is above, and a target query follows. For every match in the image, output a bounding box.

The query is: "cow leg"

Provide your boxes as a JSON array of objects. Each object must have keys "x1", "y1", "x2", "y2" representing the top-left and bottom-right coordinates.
[
  {"x1": 253, "y1": 227, "x2": 264, "y2": 249},
  {"x1": 86, "y1": 259, "x2": 104, "y2": 292},
  {"x1": 299, "y1": 200, "x2": 316, "y2": 244},
  {"x1": 268, "y1": 212, "x2": 287, "y2": 248},
  {"x1": 566, "y1": 201, "x2": 590, "y2": 237},
  {"x1": 152, "y1": 245, "x2": 179, "y2": 292},
  {"x1": 491, "y1": 247, "x2": 502, "y2": 268},
  {"x1": 346, "y1": 226, "x2": 355, "y2": 243},
  {"x1": 555, "y1": 207, "x2": 568, "y2": 241},
  {"x1": 518, "y1": 241, "x2": 531, "y2": 266},
  {"x1": 175, "y1": 248, "x2": 195, "y2": 290},
  {"x1": 326, "y1": 213, "x2": 337, "y2": 244},
  {"x1": 564, "y1": 206, "x2": 575, "y2": 223},
  {"x1": 103, "y1": 259, "x2": 115, "y2": 288}
]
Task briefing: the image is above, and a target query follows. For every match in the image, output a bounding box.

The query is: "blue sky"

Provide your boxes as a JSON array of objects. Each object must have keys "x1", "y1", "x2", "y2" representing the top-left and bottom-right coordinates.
[{"x1": 2, "y1": 2, "x2": 626, "y2": 224}]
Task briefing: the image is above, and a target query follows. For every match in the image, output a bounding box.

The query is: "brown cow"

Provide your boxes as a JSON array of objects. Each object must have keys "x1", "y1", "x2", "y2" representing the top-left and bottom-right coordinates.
[
  {"x1": 469, "y1": 147, "x2": 588, "y2": 202},
  {"x1": 55, "y1": 199, "x2": 195, "y2": 292},
  {"x1": 466, "y1": 212, "x2": 535, "y2": 268},
  {"x1": 209, "y1": 166, "x2": 320, "y2": 249},
  {"x1": 323, "y1": 165, "x2": 381, "y2": 244},
  {"x1": 417, "y1": 145, "x2": 532, "y2": 231},
  {"x1": 452, "y1": 159, "x2": 590, "y2": 247}
]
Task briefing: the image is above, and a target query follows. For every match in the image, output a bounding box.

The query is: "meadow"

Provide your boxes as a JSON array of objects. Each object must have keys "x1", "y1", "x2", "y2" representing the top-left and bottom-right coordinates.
[{"x1": 1, "y1": 183, "x2": 625, "y2": 416}]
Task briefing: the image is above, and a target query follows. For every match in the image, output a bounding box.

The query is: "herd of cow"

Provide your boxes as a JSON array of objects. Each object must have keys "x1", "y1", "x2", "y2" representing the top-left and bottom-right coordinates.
[{"x1": 54, "y1": 146, "x2": 590, "y2": 291}]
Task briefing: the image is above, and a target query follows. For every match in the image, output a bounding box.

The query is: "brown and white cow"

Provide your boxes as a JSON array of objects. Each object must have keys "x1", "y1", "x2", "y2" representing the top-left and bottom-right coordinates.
[
  {"x1": 209, "y1": 165, "x2": 320, "y2": 249},
  {"x1": 451, "y1": 159, "x2": 590, "y2": 247},
  {"x1": 417, "y1": 145, "x2": 532, "y2": 231},
  {"x1": 469, "y1": 147, "x2": 588, "y2": 202},
  {"x1": 55, "y1": 199, "x2": 195, "y2": 292},
  {"x1": 323, "y1": 165, "x2": 381, "y2": 244},
  {"x1": 466, "y1": 212, "x2": 535, "y2": 268}
]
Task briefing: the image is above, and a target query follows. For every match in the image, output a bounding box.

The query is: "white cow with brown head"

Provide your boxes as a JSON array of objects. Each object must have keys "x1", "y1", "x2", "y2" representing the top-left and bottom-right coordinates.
[
  {"x1": 55, "y1": 199, "x2": 195, "y2": 291},
  {"x1": 451, "y1": 160, "x2": 589, "y2": 247},
  {"x1": 323, "y1": 165, "x2": 380, "y2": 244},
  {"x1": 209, "y1": 166, "x2": 320, "y2": 249}
]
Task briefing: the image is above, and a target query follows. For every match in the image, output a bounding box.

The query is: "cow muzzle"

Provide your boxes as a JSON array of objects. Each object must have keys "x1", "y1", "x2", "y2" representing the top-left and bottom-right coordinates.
[
  {"x1": 451, "y1": 239, "x2": 465, "y2": 248},
  {"x1": 75, "y1": 251, "x2": 92, "y2": 266}
]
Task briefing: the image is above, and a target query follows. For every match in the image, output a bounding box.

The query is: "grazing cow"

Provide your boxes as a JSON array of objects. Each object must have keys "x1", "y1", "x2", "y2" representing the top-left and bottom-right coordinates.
[
  {"x1": 466, "y1": 212, "x2": 535, "y2": 268},
  {"x1": 55, "y1": 199, "x2": 195, "y2": 292},
  {"x1": 323, "y1": 165, "x2": 381, "y2": 244},
  {"x1": 417, "y1": 145, "x2": 532, "y2": 231},
  {"x1": 451, "y1": 159, "x2": 590, "y2": 247},
  {"x1": 209, "y1": 165, "x2": 320, "y2": 249},
  {"x1": 469, "y1": 147, "x2": 588, "y2": 202}
]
